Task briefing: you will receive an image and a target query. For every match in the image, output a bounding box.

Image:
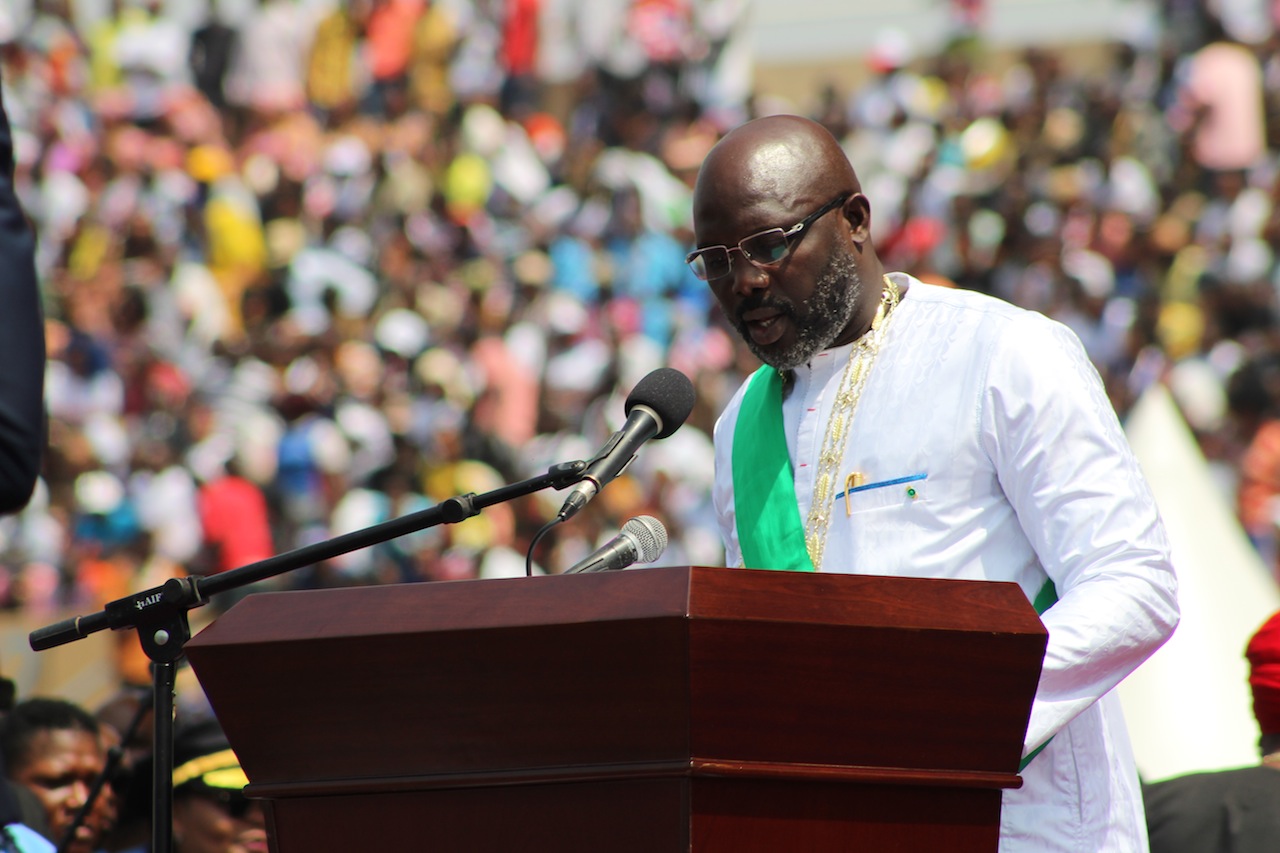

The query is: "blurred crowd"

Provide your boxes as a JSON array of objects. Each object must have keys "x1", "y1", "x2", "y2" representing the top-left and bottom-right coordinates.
[
  {"x1": 1, "y1": 0, "x2": 1280, "y2": 850},
  {"x1": 0, "y1": 0, "x2": 1279, "y2": 692},
  {"x1": 1, "y1": 0, "x2": 754, "y2": 677}
]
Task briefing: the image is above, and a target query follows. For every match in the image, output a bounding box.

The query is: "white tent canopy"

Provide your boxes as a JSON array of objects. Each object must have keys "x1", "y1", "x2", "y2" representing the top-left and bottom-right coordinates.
[{"x1": 1119, "y1": 383, "x2": 1280, "y2": 783}]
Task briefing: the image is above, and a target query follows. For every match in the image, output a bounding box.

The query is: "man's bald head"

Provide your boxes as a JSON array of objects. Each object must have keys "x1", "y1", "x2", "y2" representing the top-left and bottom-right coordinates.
[{"x1": 693, "y1": 116, "x2": 860, "y2": 217}]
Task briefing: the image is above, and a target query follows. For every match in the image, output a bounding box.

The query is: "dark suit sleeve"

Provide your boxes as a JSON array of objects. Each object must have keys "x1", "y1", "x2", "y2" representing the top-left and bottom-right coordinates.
[{"x1": 0, "y1": 82, "x2": 45, "y2": 514}]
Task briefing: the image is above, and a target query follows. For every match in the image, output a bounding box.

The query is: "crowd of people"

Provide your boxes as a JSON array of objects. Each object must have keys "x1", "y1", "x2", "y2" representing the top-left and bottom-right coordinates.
[
  {"x1": 0, "y1": 0, "x2": 763, "y2": 635},
  {"x1": 4, "y1": 0, "x2": 1277, "y2": 624},
  {"x1": 0, "y1": 0, "x2": 1275, "y2": 850}
]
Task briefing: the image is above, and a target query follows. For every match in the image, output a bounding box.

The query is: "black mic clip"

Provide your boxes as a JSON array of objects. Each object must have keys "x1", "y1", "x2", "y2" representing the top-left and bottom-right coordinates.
[{"x1": 548, "y1": 459, "x2": 589, "y2": 489}]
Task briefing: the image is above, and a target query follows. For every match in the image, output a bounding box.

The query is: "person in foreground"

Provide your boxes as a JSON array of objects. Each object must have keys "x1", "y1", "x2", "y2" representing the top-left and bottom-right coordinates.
[
  {"x1": 0, "y1": 73, "x2": 46, "y2": 514},
  {"x1": 690, "y1": 114, "x2": 1179, "y2": 851},
  {"x1": 107, "y1": 713, "x2": 267, "y2": 853},
  {"x1": 0, "y1": 66, "x2": 53, "y2": 853},
  {"x1": 170, "y1": 715, "x2": 266, "y2": 853},
  {"x1": 1143, "y1": 608, "x2": 1280, "y2": 852},
  {"x1": 0, "y1": 699, "x2": 111, "y2": 853}
]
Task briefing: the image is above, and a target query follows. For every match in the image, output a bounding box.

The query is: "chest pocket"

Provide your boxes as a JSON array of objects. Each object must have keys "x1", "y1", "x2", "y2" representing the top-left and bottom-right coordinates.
[{"x1": 837, "y1": 473, "x2": 928, "y2": 516}]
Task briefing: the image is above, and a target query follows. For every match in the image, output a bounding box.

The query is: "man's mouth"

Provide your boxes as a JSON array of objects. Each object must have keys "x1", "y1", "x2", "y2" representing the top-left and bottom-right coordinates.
[{"x1": 740, "y1": 307, "x2": 788, "y2": 346}]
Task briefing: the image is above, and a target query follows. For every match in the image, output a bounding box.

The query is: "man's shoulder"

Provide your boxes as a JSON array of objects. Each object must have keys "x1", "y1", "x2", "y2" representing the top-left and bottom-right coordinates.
[
  {"x1": 0, "y1": 823, "x2": 55, "y2": 853},
  {"x1": 901, "y1": 278, "x2": 1071, "y2": 348},
  {"x1": 1144, "y1": 765, "x2": 1280, "y2": 851},
  {"x1": 903, "y1": 278, "x2": 1029, "y2": 321},
  {"x1": 891, "y1": 279, "x2": 1103, "y2": 396},
  {"x1": 1145, "y1": 763, "x2": 1280, "y2": 797}
]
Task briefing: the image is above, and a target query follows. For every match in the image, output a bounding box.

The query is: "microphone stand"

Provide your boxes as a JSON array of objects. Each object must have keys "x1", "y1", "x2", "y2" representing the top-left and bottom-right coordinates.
[{"x1": 27, "y1": 460, "x2": 586, "y2": 853}]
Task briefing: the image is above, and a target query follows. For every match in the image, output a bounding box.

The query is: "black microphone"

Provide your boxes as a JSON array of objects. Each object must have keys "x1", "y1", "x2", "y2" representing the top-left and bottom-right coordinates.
[
  {"x1": 565, "y1": 515, "x2": 668, "y2": 574},
  {"x1": 557, "y1": 368, "x2": 696, "y2": 521}
]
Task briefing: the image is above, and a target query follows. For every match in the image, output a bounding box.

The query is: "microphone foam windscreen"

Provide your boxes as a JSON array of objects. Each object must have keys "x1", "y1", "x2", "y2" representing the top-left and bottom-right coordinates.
[
  {"x1": 624, "y1": 368, "x2": 696, "y2": 439},
  {"x1": 624, "y1": 515, "x2": 668, "y2": 563}
]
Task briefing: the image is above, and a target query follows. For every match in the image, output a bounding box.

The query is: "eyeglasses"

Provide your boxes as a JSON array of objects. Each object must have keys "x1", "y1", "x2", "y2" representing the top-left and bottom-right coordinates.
[{"x1": 686, "y1": 193, "x2": 850, "y2": 281}]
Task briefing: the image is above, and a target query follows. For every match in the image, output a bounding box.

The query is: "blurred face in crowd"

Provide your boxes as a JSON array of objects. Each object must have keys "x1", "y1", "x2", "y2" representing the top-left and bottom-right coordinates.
[
  {"x1": 174, "y1": 788, "x2": 268, "y2": 853},
  {"x1": 11, "y1": 727, "x2": 112, "y2": 853}
]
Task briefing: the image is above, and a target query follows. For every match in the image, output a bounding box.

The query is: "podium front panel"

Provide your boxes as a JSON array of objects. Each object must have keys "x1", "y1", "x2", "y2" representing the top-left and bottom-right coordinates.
[{"x1": 185, "y1": 567, "x2": 1045, "y2": 853}]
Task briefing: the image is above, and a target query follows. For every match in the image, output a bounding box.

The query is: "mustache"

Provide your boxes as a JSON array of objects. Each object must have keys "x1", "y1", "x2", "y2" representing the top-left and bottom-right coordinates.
[{"x1": 735, "y1": 293, "x2": 795, "y2": 323}]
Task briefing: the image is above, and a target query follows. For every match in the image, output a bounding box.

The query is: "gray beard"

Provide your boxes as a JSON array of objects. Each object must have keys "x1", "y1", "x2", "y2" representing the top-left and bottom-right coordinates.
[{"x1": 744, "y1": 249, "x2": 864, "y2": 372}]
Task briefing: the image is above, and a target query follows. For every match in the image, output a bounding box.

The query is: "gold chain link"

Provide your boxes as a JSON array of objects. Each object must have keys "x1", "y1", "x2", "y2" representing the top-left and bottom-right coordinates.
[{"x1": 803, "y1": 275, "x2": 901, "y2": 570}]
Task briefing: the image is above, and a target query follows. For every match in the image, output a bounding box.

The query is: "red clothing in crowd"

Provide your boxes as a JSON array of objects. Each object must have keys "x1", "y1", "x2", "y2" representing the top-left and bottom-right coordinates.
[
  {"x1": 366, "y1": 0, "x2": 427, "y2": 82},
  {"x1": 501, "y1": 0, "x2": 540, "y2": 76},
  {"x1": 197, "y1": 474, "x2": 275, "y2": 574}
]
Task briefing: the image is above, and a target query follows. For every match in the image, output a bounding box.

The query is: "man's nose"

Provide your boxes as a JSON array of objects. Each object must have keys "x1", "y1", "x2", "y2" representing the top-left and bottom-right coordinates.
[
  {"x1": 68, "y1": 779, "x2": 91, "y2": 807},
  {"x1": 727, "y1": 249, "x2": 768, "y2": 296}
]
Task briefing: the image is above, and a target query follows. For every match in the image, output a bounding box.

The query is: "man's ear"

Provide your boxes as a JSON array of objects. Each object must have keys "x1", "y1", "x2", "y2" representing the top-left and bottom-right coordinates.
[{"x1": 844, "y1": 193, "x2": 872, "y2": 244}]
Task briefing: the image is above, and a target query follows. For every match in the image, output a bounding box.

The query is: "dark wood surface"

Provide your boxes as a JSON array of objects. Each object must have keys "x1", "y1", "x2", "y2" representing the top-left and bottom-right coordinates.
[
  {"x1": 260, "y1": 777, "x2": 1002, "y2": 853},
  {"x1": 691, "y1": 777, "x2": 1002, "y2": 852},
  {"x1": 184, "y1": 566, "x2": 1046, "y2": 852},
  {"x1": 264, "y1": 780, "x2": 690, "y2": 853}
]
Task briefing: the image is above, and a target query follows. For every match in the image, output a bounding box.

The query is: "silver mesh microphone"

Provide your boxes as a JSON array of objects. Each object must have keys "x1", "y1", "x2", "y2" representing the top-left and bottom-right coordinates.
[{"x1": 564, "y1": 516, "x2": 669, "y2": 574}]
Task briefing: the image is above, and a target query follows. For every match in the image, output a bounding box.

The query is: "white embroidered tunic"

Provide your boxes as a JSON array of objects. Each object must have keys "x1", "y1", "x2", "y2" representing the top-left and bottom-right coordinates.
[{"x1": 711, "y1": 274, "x2": 1179, "y2": 852}]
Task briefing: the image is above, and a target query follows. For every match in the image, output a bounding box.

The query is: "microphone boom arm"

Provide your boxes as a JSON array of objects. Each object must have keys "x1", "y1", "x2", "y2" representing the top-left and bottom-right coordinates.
[
  {"x1": 27, "y1": 458, "x2": 588, "y2": 853},
  {"x1": 30, "y1": 458, "x2": 589, "y2": 651}
]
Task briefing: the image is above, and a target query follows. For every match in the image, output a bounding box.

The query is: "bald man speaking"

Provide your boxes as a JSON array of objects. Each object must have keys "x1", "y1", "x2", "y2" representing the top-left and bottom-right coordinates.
[{"x1": 689, "y1": 114, "x2": 1179, "y2": 852}]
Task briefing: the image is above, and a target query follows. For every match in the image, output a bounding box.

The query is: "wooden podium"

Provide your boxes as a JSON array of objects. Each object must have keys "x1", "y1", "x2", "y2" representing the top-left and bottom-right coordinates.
[{"x1": 183, "y1": 566, "x2": 1047, "y2": 852}]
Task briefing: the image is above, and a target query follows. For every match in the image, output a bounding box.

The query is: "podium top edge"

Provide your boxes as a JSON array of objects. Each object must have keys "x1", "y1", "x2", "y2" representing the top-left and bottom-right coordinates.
[{"x1": 186, "y1": 566, "x2": 1046, "y2": 650}]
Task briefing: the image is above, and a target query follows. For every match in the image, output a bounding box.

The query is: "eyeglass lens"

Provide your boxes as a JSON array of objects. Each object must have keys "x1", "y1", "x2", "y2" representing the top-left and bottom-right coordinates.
[{"x1": 690, "y1": 229, "x2": 790, "y2": 280}]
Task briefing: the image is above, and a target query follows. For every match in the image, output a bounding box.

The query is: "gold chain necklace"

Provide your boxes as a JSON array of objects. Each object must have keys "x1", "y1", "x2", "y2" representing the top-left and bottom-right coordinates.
[{"x1": 803, "y1": 275, "x2": 901, "y2": 571}]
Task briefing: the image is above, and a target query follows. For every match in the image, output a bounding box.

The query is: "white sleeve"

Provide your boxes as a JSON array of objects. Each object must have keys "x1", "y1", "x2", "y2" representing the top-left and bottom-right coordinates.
[{"x1": 980, "y1": 312, "x2": 1179, "y2": 754}]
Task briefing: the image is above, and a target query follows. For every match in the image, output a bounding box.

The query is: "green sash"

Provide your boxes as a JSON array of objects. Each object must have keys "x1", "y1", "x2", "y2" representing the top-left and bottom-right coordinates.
[
  {"x1": 1020, "y1": 578, "x2": 1058, "y2": 771},
  {"x1": 731, "y1": 366, "x2": 814, "y2": 571}
]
